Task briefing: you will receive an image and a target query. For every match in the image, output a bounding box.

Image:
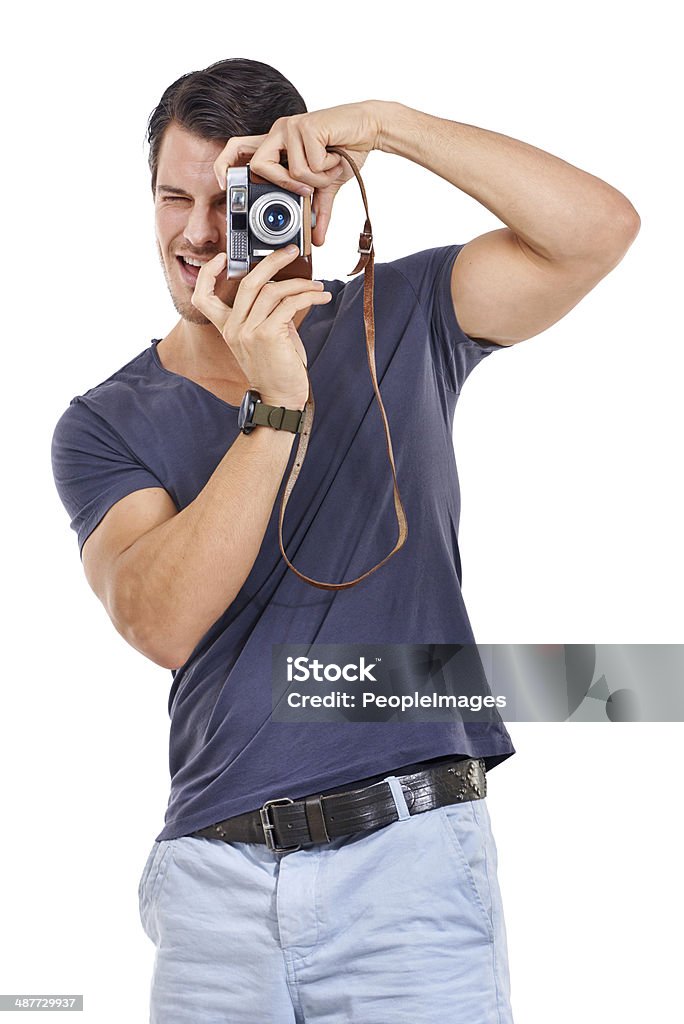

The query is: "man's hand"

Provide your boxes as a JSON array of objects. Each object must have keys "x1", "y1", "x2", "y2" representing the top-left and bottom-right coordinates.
[
  {"x1": 212, "y1": 100, "x2": 385, "y2": 247},
  {"x1": 191, "y1": 246, "x2": 332, "y2": 409}
]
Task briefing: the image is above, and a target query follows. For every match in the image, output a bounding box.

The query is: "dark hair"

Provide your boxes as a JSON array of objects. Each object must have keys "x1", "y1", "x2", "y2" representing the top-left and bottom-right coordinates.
[{"x1": 146, "y1": 58, "x2": 308, "y2": 193}]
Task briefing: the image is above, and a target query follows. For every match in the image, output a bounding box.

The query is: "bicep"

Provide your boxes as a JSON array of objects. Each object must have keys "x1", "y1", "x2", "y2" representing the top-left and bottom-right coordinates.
[
  {"x1": 451, "y1": 227, "x2": 627, "y2": 346},
  {"x1": 82, "y1": 486, "x2": 178, "y2": 615}
]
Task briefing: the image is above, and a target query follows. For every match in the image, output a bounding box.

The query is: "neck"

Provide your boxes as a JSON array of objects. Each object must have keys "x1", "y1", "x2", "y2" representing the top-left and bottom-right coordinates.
[
  {"x1": 171, "y1": 319, "x2": 243, "y2": 381},
  {"x1": 165, "y1": 305, "x2": 311, "y2": 383}
]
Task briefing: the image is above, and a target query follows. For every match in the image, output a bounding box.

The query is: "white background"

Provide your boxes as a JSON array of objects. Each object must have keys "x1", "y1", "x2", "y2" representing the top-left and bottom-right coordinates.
[{"x1": 1, "y1": 1, "x2": 681, "y2": 1021}]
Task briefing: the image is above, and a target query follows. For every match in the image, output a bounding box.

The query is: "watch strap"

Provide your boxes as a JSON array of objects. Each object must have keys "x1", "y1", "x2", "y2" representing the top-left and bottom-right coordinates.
[{"x1": 251, "y1": 402, "x2": 304, "y2": 433}]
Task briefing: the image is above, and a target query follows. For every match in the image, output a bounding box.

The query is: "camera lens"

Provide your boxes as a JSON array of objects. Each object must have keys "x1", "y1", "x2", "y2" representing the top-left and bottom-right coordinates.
[
  {"x1": 263, "y1": 203, "x2": 292, "y2": 233},
  {"x1": 250, "y1": 191, "x2": 300, "y2": 245}
]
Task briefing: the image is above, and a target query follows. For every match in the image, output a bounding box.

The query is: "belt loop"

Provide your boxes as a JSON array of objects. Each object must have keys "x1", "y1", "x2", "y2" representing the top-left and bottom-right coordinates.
[{"x1": 383, "y1": 775, "x2": 411, "y2": 820}]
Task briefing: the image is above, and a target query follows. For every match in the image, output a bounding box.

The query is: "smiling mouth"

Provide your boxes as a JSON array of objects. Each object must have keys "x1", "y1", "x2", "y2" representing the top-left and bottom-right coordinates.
[{"x1": 176, "y1": 254, "x2": 216, "y2": 283}]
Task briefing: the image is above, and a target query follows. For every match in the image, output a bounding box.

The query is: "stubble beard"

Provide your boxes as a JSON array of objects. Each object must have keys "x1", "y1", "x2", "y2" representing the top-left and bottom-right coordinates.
[{"x1": 157, "y1": 242, "x2": 210, "y2": 326}]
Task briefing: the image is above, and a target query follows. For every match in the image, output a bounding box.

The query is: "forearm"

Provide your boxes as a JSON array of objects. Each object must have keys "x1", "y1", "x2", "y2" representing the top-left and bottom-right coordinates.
[
  {"x1": 373, "y1": 100, "x2": 639, "y2": 261},
  {"x1": 112, "y1": 427, "x2": 296, "y2": 669}
]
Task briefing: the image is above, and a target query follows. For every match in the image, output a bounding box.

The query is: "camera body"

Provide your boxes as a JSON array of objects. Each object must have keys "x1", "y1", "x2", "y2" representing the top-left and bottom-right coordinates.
[{"x1": 226, "y1": 163, "x2": 315, "y2": 282}]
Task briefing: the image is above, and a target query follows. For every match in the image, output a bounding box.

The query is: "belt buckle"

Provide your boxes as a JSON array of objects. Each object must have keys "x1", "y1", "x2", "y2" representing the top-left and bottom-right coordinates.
[{"x1": 259, "y1": 797, "x2": 302, "y2": 853}]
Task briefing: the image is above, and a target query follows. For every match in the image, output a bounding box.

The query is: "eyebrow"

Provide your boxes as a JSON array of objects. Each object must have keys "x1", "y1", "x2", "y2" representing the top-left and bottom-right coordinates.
[{"x1": 156, "y1": 184, "x2": 226, "y2": 198}]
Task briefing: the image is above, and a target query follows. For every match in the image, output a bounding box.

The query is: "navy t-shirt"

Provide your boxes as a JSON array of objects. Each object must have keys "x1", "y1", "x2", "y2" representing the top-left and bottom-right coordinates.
[{"x1": 51, "y1": 243, "x2": 516, "y2": 841}]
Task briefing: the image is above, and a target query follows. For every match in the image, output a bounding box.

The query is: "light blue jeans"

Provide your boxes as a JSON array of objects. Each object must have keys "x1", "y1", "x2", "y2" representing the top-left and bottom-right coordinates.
[{"x1": 138, "y1": 776, "x2": 514, "y2": 1023}]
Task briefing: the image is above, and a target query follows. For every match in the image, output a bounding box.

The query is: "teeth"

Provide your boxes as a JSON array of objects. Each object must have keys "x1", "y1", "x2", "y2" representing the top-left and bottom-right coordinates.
[{"x1": 181, "y1": 257, "x2": 208, "y2": 268}]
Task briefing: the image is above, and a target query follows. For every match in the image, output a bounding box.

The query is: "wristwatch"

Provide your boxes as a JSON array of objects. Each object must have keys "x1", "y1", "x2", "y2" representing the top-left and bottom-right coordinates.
[{"x1": 238, "y1": 389, "x2": 305, "y2": 435}]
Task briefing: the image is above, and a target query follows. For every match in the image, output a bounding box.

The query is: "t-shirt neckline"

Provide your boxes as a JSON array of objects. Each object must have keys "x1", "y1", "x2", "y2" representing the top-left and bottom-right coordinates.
[
  {"x1": 149, "y1": 338, "x2": 241, "y2": 411},
  {"x1": 148, "y1": 290, "x2": 330, "y2": 412}
]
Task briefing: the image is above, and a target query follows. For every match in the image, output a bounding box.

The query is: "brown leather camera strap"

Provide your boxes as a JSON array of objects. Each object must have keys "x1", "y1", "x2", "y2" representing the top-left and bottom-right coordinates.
[{"x1": 278, "y1": 146, "x2": 408, "y2": 591}]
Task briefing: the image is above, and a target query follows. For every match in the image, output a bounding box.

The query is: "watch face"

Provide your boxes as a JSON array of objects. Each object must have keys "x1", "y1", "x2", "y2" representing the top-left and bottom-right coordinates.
[{"x1": 238, "y1": 389, "x2": 260, "y2": 433}]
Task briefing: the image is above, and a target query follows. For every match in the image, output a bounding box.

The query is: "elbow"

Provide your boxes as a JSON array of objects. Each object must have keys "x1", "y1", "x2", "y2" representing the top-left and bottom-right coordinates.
[
  {"x1": 598, "y1": 196, "x2": 641, "y2": 263},
  {"x1": 111, "y1": 605, "x2": 189, "y2": 671},
  {"x1": 577, "y1": 202, "x2": 640, "y2": 277},
  {"x1": 108, "y1": 564, "x2": 190, "y2": 671},
  {"x1": 614, "y1": 198, "x2": 641, "y2": 247},
  {"x1": 132, "y1": 630, "x2": 190, "y2": 671}
]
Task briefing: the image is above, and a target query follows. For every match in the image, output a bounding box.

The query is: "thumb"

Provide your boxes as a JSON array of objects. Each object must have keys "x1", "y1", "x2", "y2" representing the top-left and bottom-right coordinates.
[
  {"x1": 190, "y1": 253, "x2": 231, "y2": 332},
  {"x1": 312, "y1": 189, "x2": 338, "y2": 247}
]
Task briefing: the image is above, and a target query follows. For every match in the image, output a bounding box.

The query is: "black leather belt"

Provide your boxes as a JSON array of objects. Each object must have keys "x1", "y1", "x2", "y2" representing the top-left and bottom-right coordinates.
[{"x1": 189, "y1": 756, "x2": 487, "y2": 854}]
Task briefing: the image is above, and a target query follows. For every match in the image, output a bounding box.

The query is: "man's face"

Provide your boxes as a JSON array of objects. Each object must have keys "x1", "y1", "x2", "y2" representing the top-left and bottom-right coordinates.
[{"x1": 154, "y1": 122, "x2": 239, "y2": 325}]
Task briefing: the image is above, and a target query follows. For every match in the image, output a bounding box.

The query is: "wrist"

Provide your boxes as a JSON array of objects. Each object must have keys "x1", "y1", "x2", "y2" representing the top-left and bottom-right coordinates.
[
  {"x1": 370, "y1": 100, "x2": 413, "y2": 156},
  {"x1": 258, "y1": 393, "x2": 307, "y2": 410},
  {"x1": 238, "y1": 388, "x2": 306, "y2": 436},
  {"x1": 240, "y1": 421, "x2": 295, "y2": 442}
]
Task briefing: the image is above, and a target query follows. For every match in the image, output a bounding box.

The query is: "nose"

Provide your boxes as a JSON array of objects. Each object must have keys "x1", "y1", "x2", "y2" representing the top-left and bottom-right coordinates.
[{"x1": 183, "y1": 202, "x2": 221, "y2": 249}]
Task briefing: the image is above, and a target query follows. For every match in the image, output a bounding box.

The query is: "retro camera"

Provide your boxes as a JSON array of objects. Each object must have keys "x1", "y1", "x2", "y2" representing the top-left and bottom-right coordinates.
[{"x1": 226, "y1": 162, "x2": 316, "y2": 282}]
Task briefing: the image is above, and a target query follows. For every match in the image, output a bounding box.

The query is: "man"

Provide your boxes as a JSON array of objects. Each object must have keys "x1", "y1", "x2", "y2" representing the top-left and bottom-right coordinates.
[{"x1": 51, "y1": 58, "x2": 639, "y2": 1023}]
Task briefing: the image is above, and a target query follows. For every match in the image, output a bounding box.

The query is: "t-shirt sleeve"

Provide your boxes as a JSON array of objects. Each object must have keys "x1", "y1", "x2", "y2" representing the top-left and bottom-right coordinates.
[
  {"x1": 388, "y1": 242, "x2": 508, "y2": 393},
  {"x1": 51, "y1": 397, "x2": 168, "y2": 560}
]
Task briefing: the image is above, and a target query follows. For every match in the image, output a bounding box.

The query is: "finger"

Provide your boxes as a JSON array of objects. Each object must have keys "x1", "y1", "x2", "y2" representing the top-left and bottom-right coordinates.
[
  {"x1": 312, "y1": 190, "x2": 337, "y2": 247},
  {"x1": 281, "y1": 124, "x2": 336, "y2": 191},
  {"x1": 287, "y1": 322, "x2": 308, "y2": 367},
  {"x1": 241, "y1": 123, "x2": 308, "y2": 194},
  {"x1": 246, "y1": 277, "x2": 325, "y2": 322},
  {"x1": 190, "y1": 252, "x2": 231, "y2": 329},
  {"x1": 260, "y1": 289, "x2": 333, "y2": 332},
  {"x1": 280, "y1": 125, "x2": 314, "y2": 188},
  {"x1": 230, "y1": 245, "x2": 305, "y2": 323},
  {"x1": 250, "y1": 133, "x2": 314, "y2": 196},
  {"x1": 302, "y1": 132, "x2": 343, "y2": 175},
  {"x1": 213, "y1": 135, "x2": 268, "y2": 189},
  {"x1": 244, "y1": 279, "x2": 327, "y2": 332}
]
